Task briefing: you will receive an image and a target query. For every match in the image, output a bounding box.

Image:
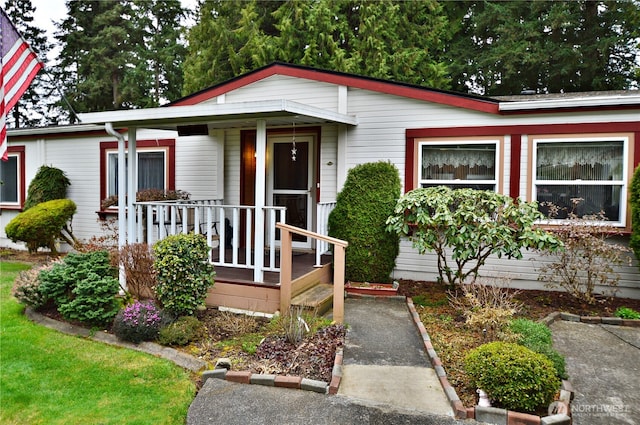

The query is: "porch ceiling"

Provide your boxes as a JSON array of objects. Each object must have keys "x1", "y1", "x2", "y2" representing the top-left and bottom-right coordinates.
[{"x1": 77, "y1": 99, "x2": 358, "y2": 130}]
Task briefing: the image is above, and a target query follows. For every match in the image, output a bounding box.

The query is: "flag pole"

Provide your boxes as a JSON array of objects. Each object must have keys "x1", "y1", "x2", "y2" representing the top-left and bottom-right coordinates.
[{"x1": 40, "y1": 68, "x2": 81, "y2": 123}]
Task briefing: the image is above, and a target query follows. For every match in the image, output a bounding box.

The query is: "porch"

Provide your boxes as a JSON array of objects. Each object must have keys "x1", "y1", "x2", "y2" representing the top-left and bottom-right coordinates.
[{"x1": 130, "y1": 200, "x2": 347, "y2": 321}]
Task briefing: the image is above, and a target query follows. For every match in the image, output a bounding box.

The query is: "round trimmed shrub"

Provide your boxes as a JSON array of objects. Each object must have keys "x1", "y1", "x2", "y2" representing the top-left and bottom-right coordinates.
[
  {"x1": 112, "y1": 300, "x2": 169, "y2": 343},
  {"x1": 328, "y1": 161, "x2": 400, "y2": 283},
  {"x1": 5, "y1": 199, "x2": 77, "y2": 253},
  {"x1": 464, "y1": 341, "x2": 560, "y2": 413},
  {"x1": 153, "y1": 233, "x2": 215, "y2": 316}
]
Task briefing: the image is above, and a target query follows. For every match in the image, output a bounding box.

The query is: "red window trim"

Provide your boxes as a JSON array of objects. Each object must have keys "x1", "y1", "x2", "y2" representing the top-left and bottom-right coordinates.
[
  {"x1": 99, "y1": 139, "x2": 176, "y2": 211},
  {"x1": 1, "y1": 146, "x2": 26, "y2": 210},
  {"x1": 406, "y1": 122, "x2": 640, "y2": 193}
]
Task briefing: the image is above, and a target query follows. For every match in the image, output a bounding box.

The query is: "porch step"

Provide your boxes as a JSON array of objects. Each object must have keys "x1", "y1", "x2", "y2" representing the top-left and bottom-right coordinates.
[{"x1": 290, "y1": 283, "x2": 334, "y2": 316}]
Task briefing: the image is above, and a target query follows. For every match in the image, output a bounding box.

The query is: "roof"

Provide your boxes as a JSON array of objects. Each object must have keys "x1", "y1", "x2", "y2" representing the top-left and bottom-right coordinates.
[
  {"x1": 496, "y1": 90, "x2": 640, "y2": 111},
  {"x1": 169, "y1": 62, "x2": 501, "y2": 114}
]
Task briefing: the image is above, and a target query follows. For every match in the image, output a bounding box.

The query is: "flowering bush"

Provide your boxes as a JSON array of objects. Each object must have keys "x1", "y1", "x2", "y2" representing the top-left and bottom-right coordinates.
[{"x1": 112, "y1": 300, "x2": 168, "y2": 343}]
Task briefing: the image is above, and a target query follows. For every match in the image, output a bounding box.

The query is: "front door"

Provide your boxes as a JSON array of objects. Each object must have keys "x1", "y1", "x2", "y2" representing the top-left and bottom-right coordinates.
[{"x1": 268, "y1": 135, "x2": 313, "y2": 249}]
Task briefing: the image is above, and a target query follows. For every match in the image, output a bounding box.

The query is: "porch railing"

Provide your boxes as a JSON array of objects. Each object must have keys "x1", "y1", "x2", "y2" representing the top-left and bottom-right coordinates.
[
  {"x1": 133, "y1": 200, "x2": 286, "y2": 275},
  {"x1": 277, "y1": 222, "x2": 348, "y2": 323},
  {"x1": 315, "y1": 201, "x2": 336, "y2": 266}
]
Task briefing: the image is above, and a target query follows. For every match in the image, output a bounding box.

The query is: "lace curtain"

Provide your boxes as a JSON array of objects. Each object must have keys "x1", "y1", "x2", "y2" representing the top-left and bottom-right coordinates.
[
  {"x1": 536, "y1": 142, "x2": 623, "y2": 170},
  {"x1": 421, "y1": 145, "x2": 496, "y2": 168}
]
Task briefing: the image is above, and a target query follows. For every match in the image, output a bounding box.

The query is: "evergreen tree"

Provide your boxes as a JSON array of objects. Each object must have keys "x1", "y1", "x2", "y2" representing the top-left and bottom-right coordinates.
[
  {"x1": 3, "y1": 0, "x2": 51, "y2": 127},
  {"x1": 183, "y1": 0, "x2": 451, "y2": 93},
  {"x1": 54, "y1": 0, "x2": 186, "y2": 118},
  {"x1": 444, "y1": 1, "x2": 640, "y2": 95},
  {"x1": 125, "y1": 0, "x2": 187, "y2": 107}
]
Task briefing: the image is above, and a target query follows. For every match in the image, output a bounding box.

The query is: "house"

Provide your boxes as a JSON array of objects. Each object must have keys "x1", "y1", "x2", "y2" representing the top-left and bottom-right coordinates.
[{"x1": 2, "y1": 62, "x2": 639, "y2": 309}]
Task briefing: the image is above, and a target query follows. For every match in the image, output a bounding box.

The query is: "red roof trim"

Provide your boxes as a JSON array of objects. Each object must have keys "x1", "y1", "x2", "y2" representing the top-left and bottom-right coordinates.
[
  {"x1": 407, "y1": 122, "x2": 640, "y2": 138},
  {"x1": 170, "y1": 63, "x2": 500, "y2": 114}
]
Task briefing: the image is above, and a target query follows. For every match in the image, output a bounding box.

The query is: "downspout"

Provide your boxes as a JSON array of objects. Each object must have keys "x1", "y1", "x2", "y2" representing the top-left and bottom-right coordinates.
[{"x1": 105, "y1": 122, "x2": 127, "y2": 291}]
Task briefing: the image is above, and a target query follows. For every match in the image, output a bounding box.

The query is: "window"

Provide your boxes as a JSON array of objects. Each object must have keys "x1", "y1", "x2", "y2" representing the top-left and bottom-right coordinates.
[
  {"x1": 100, "y1": 139, "x2": 175, "y2": 209},
  {"x1": 107, "y1": 150, "x2": 166, "y2": 197},
  {"x1": 0, "y1": 146, "x2": 24, "y2": 208},
  {"x1": 418, "y1": 141, "x2": 498, "y2": 191},
  {"x1": 533, "y1": 138, "x2": 626, "y2": 224}
]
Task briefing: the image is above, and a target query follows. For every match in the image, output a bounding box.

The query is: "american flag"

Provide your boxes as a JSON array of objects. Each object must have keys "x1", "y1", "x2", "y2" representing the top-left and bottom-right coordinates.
[{"x1": 0, "y1": 8, "x2": 43, "y2": 161}]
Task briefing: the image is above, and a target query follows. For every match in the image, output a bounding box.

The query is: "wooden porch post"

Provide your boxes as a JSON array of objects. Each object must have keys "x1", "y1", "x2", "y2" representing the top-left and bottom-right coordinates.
[
  {"x1": 332, "y1": 244, "x2": 346, "y2": 323},
  {"x1": 279, "y1": 226, "x2": 292, "y2": 315},
  {"x1": 254, "y1": 119, "x2": 266, "y2": 282}
]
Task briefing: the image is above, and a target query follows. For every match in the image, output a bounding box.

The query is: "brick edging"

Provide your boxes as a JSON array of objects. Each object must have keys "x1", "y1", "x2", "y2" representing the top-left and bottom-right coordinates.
[
  {"x1": 406, "y1": 299, "x2": 578, "y2": 424},
  {"x1": 540, "y1": 311, "x2": 640, "y2": 327},
  {"x1": 201, "y1": 347, "x2": 342, "y2": 395}
]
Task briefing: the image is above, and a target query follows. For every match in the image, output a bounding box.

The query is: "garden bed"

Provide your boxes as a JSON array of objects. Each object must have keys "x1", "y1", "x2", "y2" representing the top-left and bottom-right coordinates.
[{"x1": 397, "y1": 279, "x2": 640, "y2": 410}]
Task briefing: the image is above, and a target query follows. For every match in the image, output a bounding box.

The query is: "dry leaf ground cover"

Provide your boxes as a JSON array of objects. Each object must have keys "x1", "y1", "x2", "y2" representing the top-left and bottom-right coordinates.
[{"x1": 397, "y1": 279, "x2": 640, "y2": 408}]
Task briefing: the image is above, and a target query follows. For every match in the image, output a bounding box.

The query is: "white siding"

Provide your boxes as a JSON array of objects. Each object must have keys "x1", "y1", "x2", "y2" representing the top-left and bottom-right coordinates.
[
  {"x1": 175, "y1": 134, "x2": 220, "y2": 199},
  {"x1": 224, "y1": 129, "x2": 241, "y2": 205},
  {"x1": 319, "y1": 125, "x2": 338, "y2": 202},
  {"x1": 222, "y1": 75, "x2": 340, "y2": 111}
]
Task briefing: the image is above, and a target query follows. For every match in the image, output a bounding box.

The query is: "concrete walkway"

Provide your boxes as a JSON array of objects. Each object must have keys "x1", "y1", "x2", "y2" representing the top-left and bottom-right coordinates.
[
  {"x1": 551, "y1": 320, "x2": 640, "y2": 425},
  {"x1": 338, "y1": 297, "x2": 453, "y2": 416}
]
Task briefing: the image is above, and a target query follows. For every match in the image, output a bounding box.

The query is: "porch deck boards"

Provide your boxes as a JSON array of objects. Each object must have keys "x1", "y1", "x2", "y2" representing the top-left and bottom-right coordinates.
[{"x1": 211, "y1": 249, "x2": 332, "y2": 286}]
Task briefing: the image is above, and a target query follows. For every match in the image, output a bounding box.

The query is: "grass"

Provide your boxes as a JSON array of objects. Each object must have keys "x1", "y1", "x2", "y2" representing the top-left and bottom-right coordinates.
[{"x1": 0, "y1": 261, "x2": 195, "y2": 425}]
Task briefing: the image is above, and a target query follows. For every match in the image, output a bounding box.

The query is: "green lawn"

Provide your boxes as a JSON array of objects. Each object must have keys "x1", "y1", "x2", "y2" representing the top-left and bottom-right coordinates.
[{"x1": 0, "y1": 262, "x2": 195, "y2": 425}]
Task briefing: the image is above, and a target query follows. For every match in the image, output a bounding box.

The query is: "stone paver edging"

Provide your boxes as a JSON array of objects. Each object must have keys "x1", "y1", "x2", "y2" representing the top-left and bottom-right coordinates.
[{"x1": 406, "y1": 298, "x2": 580, "y2": 425}]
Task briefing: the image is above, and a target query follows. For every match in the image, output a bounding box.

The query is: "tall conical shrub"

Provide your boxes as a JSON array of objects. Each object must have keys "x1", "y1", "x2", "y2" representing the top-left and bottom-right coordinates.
[
  {"x1": 24, "y1": 165, "x2": 70, "y2": 210},
  {"x1": 328, "y1": 161, "x2": 400, "y2": 283}
]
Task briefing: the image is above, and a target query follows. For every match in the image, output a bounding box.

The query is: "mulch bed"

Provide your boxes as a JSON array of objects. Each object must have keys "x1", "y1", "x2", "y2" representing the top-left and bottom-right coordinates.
[{"x1": 397, "y1": 279, "x2": 640, "y2": 408}]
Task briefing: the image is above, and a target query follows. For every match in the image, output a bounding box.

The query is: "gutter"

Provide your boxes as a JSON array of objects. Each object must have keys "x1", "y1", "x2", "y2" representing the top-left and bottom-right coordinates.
[
  {"x1": 499, "y1": 95, "x2": 640, "y2": 111},
  {"x1": 105, "y1": 122, "x2": 127, "y2": 250}
]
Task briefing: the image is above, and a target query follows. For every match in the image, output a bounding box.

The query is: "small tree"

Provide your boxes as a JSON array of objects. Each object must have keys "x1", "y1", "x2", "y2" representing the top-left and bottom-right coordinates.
[
  {"x1": 24, "y1": 166, "x2": 70, "y2": 210},
  {"x1": 386, "y1": 187, "x2": 562, "y2": 286},
  {"x1": 631, "y1": 164, "x2": 640, "y2": 267},
  {"x1": 5, "y1": 199, "x2": 79, "y2": 254},
  {"x1": 328, "y1": 161, "x2": 401, "y2": 283},
  {"x1": 537, "y1": 200, "x2": 632, "y2": 304}
]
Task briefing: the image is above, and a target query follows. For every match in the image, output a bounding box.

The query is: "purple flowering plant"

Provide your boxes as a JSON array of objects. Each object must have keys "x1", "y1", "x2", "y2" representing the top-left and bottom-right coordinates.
[{"x1": 112, "y1": 300, "x2": 168, "y2": 343}]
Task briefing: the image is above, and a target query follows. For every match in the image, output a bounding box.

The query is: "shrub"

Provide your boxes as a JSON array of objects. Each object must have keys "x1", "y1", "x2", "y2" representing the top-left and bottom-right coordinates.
[
  {"x1": 328, "y1": 161, "x2": 401, "y2": 283},
  {"x1": 508, "y1": 318, "x2": 567, "y2": 379},
  {"x1": 630, "y1": 164, "x2": 640, "y2": 268},
  {"x1": 116, "y1": 243, "x2": 157, "y2": 299},
  {"x1": 157, "y1": 316, "x2": 203, "y2": 346},
  {"x1": 387, "y1": 187, "x2": 562, "y2": 286},
  {"x1": 449, "y1": 279, "x2": 521, "y2": 340},
  {"x1": 11, "y1": 265, "x2": 56, "y2": 308},
  {"x1": 112, "y1": 300, "x2": 168, "y2": 343},
  {"x1": 153, "y1": 233, "x2": 215, "y2": 316},
  {"x1": 24, "y1": 165, "x2": 70, "y2": 211},
  {"x1": 38, "y1": 251, "x2": 121, "y2": 327},
  {"x1": 5, "y1": 199, "x2": 78, "y2": 254},
  {"x1": 464, "y1": 341, "x2": 560, "y2": 413},
  {"x1": 537, "y1": 199, "x2": 633, "y2": 304},
  {"x1": 614, "y1": 307, "x2": 640, "y2": 319}
]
